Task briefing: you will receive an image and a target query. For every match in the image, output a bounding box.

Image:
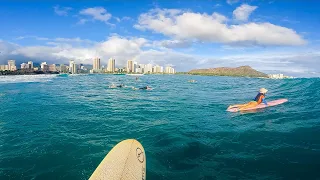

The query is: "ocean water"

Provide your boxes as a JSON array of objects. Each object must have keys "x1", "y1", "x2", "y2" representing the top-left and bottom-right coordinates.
[{"x1": 0, "y1": 74, "x2": 320, "y2": 180}]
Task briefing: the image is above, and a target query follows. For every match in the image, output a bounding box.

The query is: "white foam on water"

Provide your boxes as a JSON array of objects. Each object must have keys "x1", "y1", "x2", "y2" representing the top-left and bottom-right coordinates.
[{"x1": 0, "y1": 74, "x2": 57, "y2": 84}]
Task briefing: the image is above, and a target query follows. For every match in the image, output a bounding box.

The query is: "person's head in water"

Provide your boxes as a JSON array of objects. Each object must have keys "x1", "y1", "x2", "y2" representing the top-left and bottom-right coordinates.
[{"x1": 259, "y1": 88, "x2": 268, "y2": 95}]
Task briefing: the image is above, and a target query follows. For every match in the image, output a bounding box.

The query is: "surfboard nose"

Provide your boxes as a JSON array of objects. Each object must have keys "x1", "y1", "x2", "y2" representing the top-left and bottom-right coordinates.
[{"x1": 90, "y1": 139, "x2": 146, "y2": 180}]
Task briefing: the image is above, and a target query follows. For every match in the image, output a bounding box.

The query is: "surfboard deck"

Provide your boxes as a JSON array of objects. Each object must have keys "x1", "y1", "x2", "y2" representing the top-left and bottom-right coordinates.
[
  {"x1": 227, "y1": 98, "x2": 288, "y2": 112},
  {"x1": 89, "y1": 139, "x2": 146, "y2": 180}
]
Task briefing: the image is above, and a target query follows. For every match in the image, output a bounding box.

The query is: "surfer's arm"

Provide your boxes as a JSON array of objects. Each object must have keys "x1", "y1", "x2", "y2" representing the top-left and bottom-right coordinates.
[{"x1": 262, "y1": 98, "x2": 268, "y2": 105}]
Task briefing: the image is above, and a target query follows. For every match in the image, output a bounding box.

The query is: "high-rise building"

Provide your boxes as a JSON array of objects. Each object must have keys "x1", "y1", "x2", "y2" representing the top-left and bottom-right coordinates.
[
  {"x1": 107, "y1": 58, "x2": 116, "y2": 72},
  {"x1": 0, "y1": 65, "x2": 9, "y2": 71},
  {"x1": 153, "y1": 65, "x2": 162, "y2": 73},
  {"x1": 41, "y1": 62, "x2": 49, "y2": 72},
  {"x1": 28, "y1": 61, "x2": 33, "y2": 69},
  {"x1": 165, "y1": 66, "x2": 175, "y2": 74},
  {"x1": 69, "y1": 60, "x2": 75, "y2": 73},
  {"x1": 60, "y1": 64, "x2": 67, "y2": 73},
  {"x1": 133, "y1": 61, "x2": 137, "y2": 73},
  {"x1": 93, "y1": 57, "x2": 101, "y2": 71},
  {"x1": 49, "y1": 64, "x2": 56, "y2": 72},
  {"x1": 146, "y1": 64, "x2": 153, "y2": 74},
  {"x1": 8, "y1": 60, "x2": 16, "y2": 71},
  {"x1": 71, "y1": 63, "x2": 77, "y2": 74},
  {"x1": 127, "y1": 60, "x2": 133, "y2": 73},
  {"x1": 136, "y1": 68, "x2": 142, "y2": 74},
  {"x1": 138, "y1": 64, "x2": 145, "y2": 73},
  {"x1": 165, "y1": 66, "x2": 170, "y2": 74},
  {"x1": 21, "y1": 63, "x2": 28, "y2": 69}
]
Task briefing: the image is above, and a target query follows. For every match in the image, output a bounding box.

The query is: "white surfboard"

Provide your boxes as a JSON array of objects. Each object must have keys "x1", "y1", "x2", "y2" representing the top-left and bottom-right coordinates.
[{"x1": 89, "y1": 139, "x2": 146, "y2": 180}]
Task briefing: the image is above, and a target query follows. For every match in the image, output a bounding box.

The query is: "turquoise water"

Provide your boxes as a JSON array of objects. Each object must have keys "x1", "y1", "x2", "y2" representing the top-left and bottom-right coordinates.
[{"x1": 1, "y1": 74, "x2": 320, "y2": 179}]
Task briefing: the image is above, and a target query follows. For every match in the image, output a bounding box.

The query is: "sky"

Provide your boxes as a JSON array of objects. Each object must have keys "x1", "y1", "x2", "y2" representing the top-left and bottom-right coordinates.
[{"x1": 0, "y1": 0, "x2": 319, "y2": 77}]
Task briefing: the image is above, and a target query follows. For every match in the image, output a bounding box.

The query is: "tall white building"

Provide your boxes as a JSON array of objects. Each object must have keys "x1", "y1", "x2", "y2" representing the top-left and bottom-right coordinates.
[
  {"x1": 41, "y1": 62, "x2": 49, "y2": 71},
  {"x1": 8, "y1": 60, "x2": 16, "y2": 71},
  {"x1": 107, "y1": 58, "x2": 115, "y2": 72},
  {"x1": 21, "y1": 63, "x2": 28, "y2": 69},
  {"x1": 28, "y1": 61, "x2": 33, "y2": 69},
  {"x1": 165, "y1": 66, "x2": 175, "y2": 74},
  {"x1": 136, "y1": 68, "x2": 142, "y2": 74},
  {"x1": 145, "y1": 64, "x2": 153, "y2": 74},
  {"x1": 139, "y1": 64, "x2": 145, "y2": 73},
  {"x1": 160, "y1": 66, "x2": 164, "y2": 73},
  {"x1": 69, "y1": 60, "x2": 75, "y2": 73},
  {"x1": 153, "y1": 65, "x2": 162, "y2": 73},
  {"x1": 133, "y1": 61, "x2": 137, "y2": 73},
  {"x1": 93, "y1": 57, "x2": 101, "y2": 71},
  {"x1": 71, "y1": 63, "x2": 77, "y2": 74}
]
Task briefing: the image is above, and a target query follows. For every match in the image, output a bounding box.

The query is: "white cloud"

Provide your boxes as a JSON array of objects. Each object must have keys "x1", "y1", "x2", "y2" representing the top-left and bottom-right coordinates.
[
  {"x1": 148, "y1": 40, "x2": 192, "y2": 49},
  {"x1": 15, "y1": 36, "x2": 25, "y2": 40},
  {"x1": 233, "y1": 4, "x2": 257, "y2": 21},
  {"x1": 78, "y1": 19, "x2": 88, "y2": 25},
  {"x1": 14, "y1": 36, "x2": 94, "y2": 45},
  {"x1": 14, "y1": 36, "x2": 49, "y2": 41},
  {"x1": 1, "y1": 36, "x2": 148, "y2": 66},
  {"x1": 227, "y1": 0, "x2": 239, "y2": 5},
  {"x1": 54, "y1": 5, "x2": 72, "y2": 16},
  {"x1": 136, "y1": 49, "x2": 197, "y2": 67},
  {"x1": 282, "y1": 17, "x2": 300, "y2": 24},
  {"x1": 114, "y1": 16, "x2": 132, "y2": 22},
  {"x1": 79, "y1": 7, "x2": 112, "y2": 24},
  {"x1": 115, "y1": 17, "x2": 121, "y2": 22},
  {"x1": 0, "y1": 40, "x2": 20, "y2": 61},
  {"x1": 135, "y1": 8, "x2": 306, "y2": 46},
  {"x1": 122, "y1": 16, "x2": 132, "y2": 21},
  {"x1": 54, "y1": 37, "x2": 94, "y2": 44}
]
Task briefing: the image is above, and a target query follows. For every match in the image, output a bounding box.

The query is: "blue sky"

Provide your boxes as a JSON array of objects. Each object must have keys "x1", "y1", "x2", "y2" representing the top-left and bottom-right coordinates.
[{"x1": 0, "y1": 0, "x2": 319, "y2": 77}]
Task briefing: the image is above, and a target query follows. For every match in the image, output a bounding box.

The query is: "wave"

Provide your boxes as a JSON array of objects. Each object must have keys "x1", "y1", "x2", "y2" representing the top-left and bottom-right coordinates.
[{"x1": 0, "y1": 74, "x2": 57, "y2": 84}]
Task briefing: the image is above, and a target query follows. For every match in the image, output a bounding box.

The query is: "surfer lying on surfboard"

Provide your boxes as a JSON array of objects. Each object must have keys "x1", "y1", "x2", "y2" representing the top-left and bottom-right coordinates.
[
  {"x1": 132, "y1": 85, "x2": 152, "y2": 90},
  {"x1": 228, "y1": 88, "x2": 268, "y2": 111},
  {"x1": 109, "y1": 84, "x2": 125, "y2": 88}
]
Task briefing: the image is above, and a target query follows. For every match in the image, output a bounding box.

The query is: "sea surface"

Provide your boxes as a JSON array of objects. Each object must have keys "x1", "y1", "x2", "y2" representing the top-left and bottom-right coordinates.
[{"x1": 0, "y1": 74, "x2": 320, "y2": 180}]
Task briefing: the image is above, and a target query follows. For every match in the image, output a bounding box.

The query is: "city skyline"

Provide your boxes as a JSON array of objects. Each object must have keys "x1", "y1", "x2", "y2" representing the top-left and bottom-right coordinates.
[{"x1": 0, "y1": 57, "x2": 175, "y2": 74}]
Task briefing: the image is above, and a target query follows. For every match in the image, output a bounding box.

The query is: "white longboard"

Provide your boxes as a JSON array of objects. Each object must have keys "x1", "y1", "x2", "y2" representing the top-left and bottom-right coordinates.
[{"x1": 90, "y1": 139, "x2": 146, "y2": 180}]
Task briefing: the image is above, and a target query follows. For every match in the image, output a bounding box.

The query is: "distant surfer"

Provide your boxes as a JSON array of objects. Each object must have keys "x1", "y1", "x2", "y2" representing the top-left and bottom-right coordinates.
[
  {"x1": 139, "y1": 85, "x2": 152, "y2": 90},
  {"x1": 133, "y1": 85, "x2": 152, "y2": 90},
  {"x1": 109, "y1": 84, "x2": 124, "y2": 88},
  {"x1": 228, "y1": 88, "x2": 268, "y2": 110},
  {"x1": 117, "y1": 84, "x2": 124, "y2": 88}
]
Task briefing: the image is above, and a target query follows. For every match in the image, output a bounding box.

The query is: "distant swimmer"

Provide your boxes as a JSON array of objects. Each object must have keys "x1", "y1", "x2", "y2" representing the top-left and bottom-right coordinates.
[
  {"x1": 188, "y1": 80, "x2": 196, "y2": 83},
  {"x1": 228, "y1": 88, "x2": 268, "y2": 111}
]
